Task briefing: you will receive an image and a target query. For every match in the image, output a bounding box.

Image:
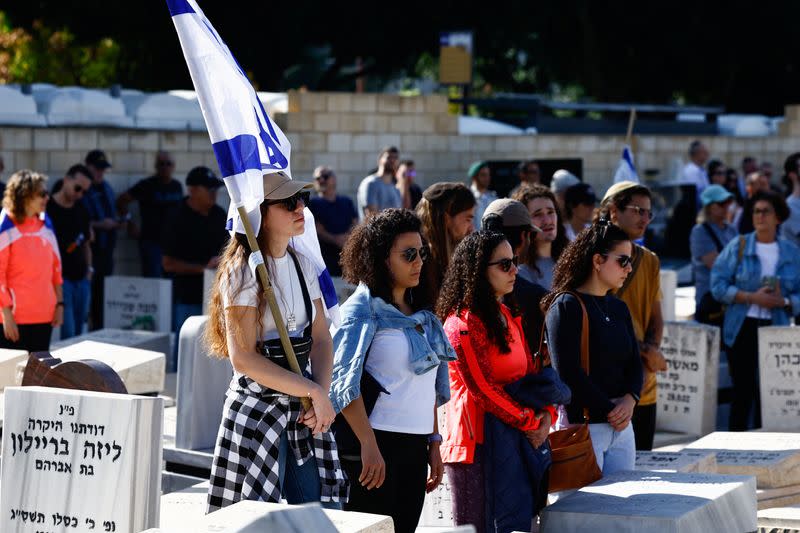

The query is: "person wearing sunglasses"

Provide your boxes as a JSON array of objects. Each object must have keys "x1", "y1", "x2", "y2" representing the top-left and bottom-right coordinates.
[
  {"x1": 437, "y1": 231, "x2": 556, "y2": 533},
  {"x1": 161, "y1": 166, "x2": 230, "y2": 371},
  {"x1": 542, "y1": 221, "x2": 643, "y2": 478},
  {"x1": 416, "y1": 182, "x2": 476, "y2": 308},
  {"x1": 330, "y1": 208, "x2": 456, "y2": 533},
  {"x1": 205, "y1": 172, "x2": 346, "y2": 512},
  {"x1": 0, "y1": 169, "x2": 63, "y2": 352},
  {"x1": 116, "y1": 151, "x2": 183, "y2": 278},
  {"x1": 47, "y1": 164, "x2": 93, "y2": 340},
  {"x1": 395, "y1": 160, "x2": 423, "y2": 210},
  {"x1": 596, "y1": 180, "x2": 663, "y2": 451},
  {"x1": 711, "y1": 190, "x2": 800, "y2": 431},
  {"x1": 308, "y1": 166, "x2": 357, "y2": 276}
]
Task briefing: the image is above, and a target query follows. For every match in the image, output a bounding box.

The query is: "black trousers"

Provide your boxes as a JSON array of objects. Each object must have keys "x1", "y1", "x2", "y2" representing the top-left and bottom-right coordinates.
[
  {"x1": 89, "y1": 246, "x2": 114, "y2": 331},
  {"x1": 632, "y1": 403, "x2": 657, "y2": 451},
  {"x1": 727, "y1": 317, "x2": 768, "y2": 431},
  {"x1": 341, "y1": 429, "x2": 428, "y2": 533},
  {"x1": 0, "y1": 323, "x2": 52, "y2": 352}
]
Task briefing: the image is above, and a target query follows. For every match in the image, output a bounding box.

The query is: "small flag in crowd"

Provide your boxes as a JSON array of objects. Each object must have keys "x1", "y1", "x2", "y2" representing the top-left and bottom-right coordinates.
[
  {"x1": 613, "y1": 145, "x2": 640, "y2": 184},
  {"x1": 166, "y1": 0, "x2": 340, "y2": 325}
]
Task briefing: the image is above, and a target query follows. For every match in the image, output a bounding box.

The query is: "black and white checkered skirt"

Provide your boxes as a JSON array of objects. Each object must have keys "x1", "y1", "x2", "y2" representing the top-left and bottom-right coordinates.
[{"x1": 206, "y1": 388, "x2": 349, "y2": 513}]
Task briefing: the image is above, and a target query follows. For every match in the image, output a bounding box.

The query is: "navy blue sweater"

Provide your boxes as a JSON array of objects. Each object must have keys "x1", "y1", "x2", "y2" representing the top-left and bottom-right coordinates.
[{"x1": 545, "y1": 292, "x2": 643, "y2": 424}]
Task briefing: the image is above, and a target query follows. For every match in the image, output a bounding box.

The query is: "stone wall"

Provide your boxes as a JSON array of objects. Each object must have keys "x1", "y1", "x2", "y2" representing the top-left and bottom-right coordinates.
[{"x1": 1, "y1": 91, "x2": 800, "y2": 275}]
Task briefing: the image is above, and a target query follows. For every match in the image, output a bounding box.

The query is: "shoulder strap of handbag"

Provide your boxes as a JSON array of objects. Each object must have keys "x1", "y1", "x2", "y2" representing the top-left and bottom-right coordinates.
[
  {"x1": 615, "y1": 244, "x2": 643, "y2": 299},
  {"x1": 540, "y1": 291, "x2": 590, "y2": 420},
  {"x1": 702, "y1": 222, "x2": 725, "y2": 253},
  {"x1": 736, "y1": 235, "x2": 746, "y2": 265}
]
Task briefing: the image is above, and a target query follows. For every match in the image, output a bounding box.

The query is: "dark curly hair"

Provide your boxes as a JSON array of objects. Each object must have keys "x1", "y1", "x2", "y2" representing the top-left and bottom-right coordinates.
[
  {"x1": 340, "y1": 208, "x2": 428, "y2": 309},
  {"x1": 751, "y1": 190, "x2": 790, "y2": 223},
  {"x1": 511, "y1": 184, "x2": 568, "y2": 274},
  {"x1": 541, "y1": 221, "x2": 631, "y2": 312},
  {"x1": 436, "y1": 231, "x2": 514, "y2": 353}
]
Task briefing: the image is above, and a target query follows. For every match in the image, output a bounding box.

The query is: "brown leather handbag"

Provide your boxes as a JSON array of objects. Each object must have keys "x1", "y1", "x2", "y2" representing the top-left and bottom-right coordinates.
[{"x1": 544, "y1": 291, "x2": 602, "y2": 493}]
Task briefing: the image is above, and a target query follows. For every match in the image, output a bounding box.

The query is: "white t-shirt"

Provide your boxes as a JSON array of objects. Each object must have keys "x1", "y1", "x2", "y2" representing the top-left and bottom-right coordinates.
[
  {"x1": 747, "y1": 241, "x2": 780, "y2": 319},
  {"x1": 222, "y1": 252, "x2": 321, "y2": 339},
  {"x1": 365, "y1": 328, "x2": 436, "y2": 434},
  {"x1": 680, "y1": 161, "x2": 709, "y2": 194}
]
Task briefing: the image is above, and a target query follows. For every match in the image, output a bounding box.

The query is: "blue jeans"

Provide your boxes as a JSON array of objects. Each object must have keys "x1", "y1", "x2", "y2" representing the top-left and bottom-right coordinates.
[
  {"x1": 172, "y1": 301, "x2": 202, "y2": 372},
  {"x1": 588, "y1": 423, "x2": 635, "y2": 475},
  {"x1": 139, "y1": 240, "x2": 163, "y2": 278},
  {"x1": 278, "y1": 429, "x2": 341, "y2": 509},
  {"x1": 61, "y1": 278, "x2": 91, "y2": 340}
]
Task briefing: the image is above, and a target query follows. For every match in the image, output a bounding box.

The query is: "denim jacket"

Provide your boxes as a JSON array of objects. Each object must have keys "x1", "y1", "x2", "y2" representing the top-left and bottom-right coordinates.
[
  {"x1": 710, "y1": 232, "x2": 800, "y2": 347},
  {"x1": 329, "y1": 283, "x2": 457, "y2": 413}
]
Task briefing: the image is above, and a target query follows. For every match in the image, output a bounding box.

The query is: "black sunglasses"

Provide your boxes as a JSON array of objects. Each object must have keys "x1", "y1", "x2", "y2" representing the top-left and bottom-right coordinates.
[
  {"x1": 603, "y1": 253, "x2": 633, "y2": 268},
  {"x1": 74, "y1": 185, "x2": 84, "y2": 194},
  {"x1": 488, "y1": 255, "x2": 519, "y2": 272},
  {"x1": 266, "y1": 191, "x2": 310, "y2": 211},
  {"x1": 395, "y1": 245, "x2": 430, "y2": 263}
]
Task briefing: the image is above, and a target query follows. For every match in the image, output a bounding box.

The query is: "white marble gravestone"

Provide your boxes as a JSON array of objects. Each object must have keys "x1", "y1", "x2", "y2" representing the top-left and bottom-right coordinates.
[
  {"x1": 104, "y1": 276, "x2": 172, "y2": 332},
  {"x1": 420, "y1": 470, "x2": 455, "y2": 526},
  {"x1": 656, "y1": 321, "x2": 719, "y2": 437},
  {"x1": 0, "y1": 349, "x2": 28, "y2": 390},
  {"x1": 50, "y1": 328, "x2": 170, "y2": 360},
  {"x1": 757, "y1": 504, "x2": 800, "y2": 532},
  {"x1": 660, "y1": 269, "x2": 677, "y2": 321},
  {"x1": 685, "y1": 432, "x2": 800, "y2": 488},
  {"x1": 540, "y1": 470, "x2": 757, "y2": 533},
  {"x1": 0, "y1": 386, "x2": 163, "y2": 533},
  {"x1": 758, "y1": 326, "x2": 800, "y2": 431},
  {"x1": 635, "y1": 450, "x2": 717, "y2": 473},
  {"x1": 175, "y1": 316, "x2": 231, "y2": 451}
]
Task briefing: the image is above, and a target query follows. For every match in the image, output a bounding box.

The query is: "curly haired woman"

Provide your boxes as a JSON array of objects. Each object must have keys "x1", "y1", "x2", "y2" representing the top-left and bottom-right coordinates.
[
  {"x1": 541, "y1": 221, "x2": 643, "y2": 476},
  {"x1": 204, "y1": 173, "x2": 347, "y2": 512},
  {"x1": 330, "y1": 208, "x2": 456, "y2": 533},
  {"x1": 437, "y1": 231, "x2": 556, "y2": 533},
  {"x1": 0, "y1": 170, "x2": 63, "y2": 351}
]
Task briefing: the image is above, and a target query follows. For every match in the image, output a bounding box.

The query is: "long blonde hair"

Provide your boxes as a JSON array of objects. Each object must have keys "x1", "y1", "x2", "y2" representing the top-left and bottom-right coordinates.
[{"x1": 3, "y1": 169, "x2": 47, "y2": 221}]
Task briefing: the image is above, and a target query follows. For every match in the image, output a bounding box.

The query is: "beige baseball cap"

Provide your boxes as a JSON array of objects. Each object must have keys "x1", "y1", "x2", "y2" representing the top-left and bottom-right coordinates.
[
  {"x1": 482, "y1": 198, "x2": 541, "y2": 231},
  {"x1": 263, "y1": 172, "x2": 314, "y2": 200}
]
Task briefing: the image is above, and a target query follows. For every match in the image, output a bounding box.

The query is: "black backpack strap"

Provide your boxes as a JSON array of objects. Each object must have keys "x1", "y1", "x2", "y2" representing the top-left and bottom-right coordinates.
[
  {"x1": 701, "y1": 222, "x2": 725, "y2": 253},
  {"x1": 287, "y1": 249, "x2": 314, "y2": 337}
]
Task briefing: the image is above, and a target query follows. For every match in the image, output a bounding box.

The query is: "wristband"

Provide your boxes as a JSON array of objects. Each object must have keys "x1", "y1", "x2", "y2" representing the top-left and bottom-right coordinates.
[
  {"x1": 56, "y1": 302, "x2": 64, "y2": 307},
  {"x1": 427, "y1": 433, "x2": 443, "y2": 444},
  {"x1": 630, "y1": 392, "x2": 641, "y2": 405}
]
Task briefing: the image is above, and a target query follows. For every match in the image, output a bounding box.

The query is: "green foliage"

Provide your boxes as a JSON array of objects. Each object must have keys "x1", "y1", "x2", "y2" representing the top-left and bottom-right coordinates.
[{"x1": 0, "y1": 11, "x2": 119, "y2": 87}]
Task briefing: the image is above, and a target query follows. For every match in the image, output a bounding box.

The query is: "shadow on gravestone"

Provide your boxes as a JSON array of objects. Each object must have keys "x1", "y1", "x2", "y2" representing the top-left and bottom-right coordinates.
[{"x1": 21, "y1": 352, "x2": 127, "y2": 394}]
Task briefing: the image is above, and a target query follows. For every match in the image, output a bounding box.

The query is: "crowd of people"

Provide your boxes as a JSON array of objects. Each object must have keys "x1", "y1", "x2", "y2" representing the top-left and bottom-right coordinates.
[{"x1": 3, "y1": 138, "x2": 799, "y2": 532}]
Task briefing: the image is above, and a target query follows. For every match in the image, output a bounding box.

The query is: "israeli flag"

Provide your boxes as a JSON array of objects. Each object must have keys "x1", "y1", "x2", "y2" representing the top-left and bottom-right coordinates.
[
  {"x1": 167, "y1": 0, "x2": 340, "y2": 325},
  {"x1": 613, "y1": 145, "x2": 640, "y2": 184}
]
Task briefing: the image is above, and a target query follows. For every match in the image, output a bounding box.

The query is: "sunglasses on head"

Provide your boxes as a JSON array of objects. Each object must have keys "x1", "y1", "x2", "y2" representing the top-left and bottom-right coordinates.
[
  {"x1": 266, "y1": 191, "x2": 310, "y2": 211},
  {"x1": 488, "y1": 255, "x2": 519, "y2": 272},
  {"x1": 395, "y1": 245, "x2": 430, "y2": 263},
  {"x1": 603, "y1": 253, "x2": 633, "y2": 268}
]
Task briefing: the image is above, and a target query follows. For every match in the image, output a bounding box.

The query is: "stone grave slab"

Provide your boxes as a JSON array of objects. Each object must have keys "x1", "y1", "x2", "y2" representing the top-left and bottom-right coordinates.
[
  {"x1": 635, "y1": 450, "x2": 717, "y2": 473},
  {"x1": 51, "y1": 328, "x2": 170, "y2": 360},
  {"x1": 0, "y1": 349, "x2": 28, "y2": 389},
  {"x1": 656, "y1": 321, "x2": 719, "y2": 437},
  {"x1": 540, "y1": 470, "x2": 757, "y2": 533},
  {"x1": 175, "y1": 316, "x2": 231, "y2": 451},
  {"x1": 104, "y1": 275, "x2": 172, "y2": 332},
  {"x1": 758, "y1": 326, "x2": 800, "y2": 431},
  {"x1": 45, "y1": 340, "x2": 164, "y2": 394},
  {"x1": 1, "y1": 386, "x2": 163, "y2": 533},
  {"x1": 757, "y1": 505, "x2": 800, "y2": 532},
  {"x1": 685, "y1": 432, "x2": 800, "y2": 488},
  {"x1": 757, "y1": 484, "x2": 800, "y2": 510},
  {"x1": 660, "y1": 269, "x2": 677, "y2": 321},
  {"x1": 420, "y1": 470, "x2": 455, "y2": 527}
]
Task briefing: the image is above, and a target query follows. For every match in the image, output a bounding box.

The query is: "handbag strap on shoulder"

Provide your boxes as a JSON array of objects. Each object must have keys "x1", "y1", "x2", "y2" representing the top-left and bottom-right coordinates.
[{"x1": 546, "y1": 290, "x2": 591, "y2": 421}]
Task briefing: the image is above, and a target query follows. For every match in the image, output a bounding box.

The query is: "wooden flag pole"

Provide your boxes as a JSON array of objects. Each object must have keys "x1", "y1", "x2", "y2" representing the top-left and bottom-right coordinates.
[
  {"x1": 236, "y1": 204, "x2": 312, "y2": 411},
  {"x1": 625, "y1": 107, "x2": 637, "y2": 147}
]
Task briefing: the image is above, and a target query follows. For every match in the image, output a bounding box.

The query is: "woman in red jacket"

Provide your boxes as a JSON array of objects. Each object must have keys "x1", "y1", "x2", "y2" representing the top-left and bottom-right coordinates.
[
  {"x1": 0, "y1": 170, "x2": 63, "y2": 351},
  {"x1": 437, "y1": 230, "x2": 555, "y2": 533}
]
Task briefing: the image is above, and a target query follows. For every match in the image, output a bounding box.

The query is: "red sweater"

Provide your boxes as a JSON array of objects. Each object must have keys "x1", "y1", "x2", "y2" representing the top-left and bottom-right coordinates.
[
  {"x1": 441, "y1": 304, "x2": 556, "y2": 464},
  {"x1": 0, "y1": 211, "x2": 62, "y2": 324}
]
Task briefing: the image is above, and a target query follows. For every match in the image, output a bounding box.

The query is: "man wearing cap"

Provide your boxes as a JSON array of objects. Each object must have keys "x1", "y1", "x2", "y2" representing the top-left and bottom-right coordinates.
[
  {"x1": 597, "y1": 180, "x2": 664, "y2": 451},
  {"x1": 117, "y1": 151, "x2": 184, "y2": 278},
  {"x1": 563, "y1": 182, "x2": 597, "y2": 241},
  {"x1": 357, "y1": 146, "x2": 402, "y2": 221},
  {"x1": 162, "y1": 166, "x2": 229, "y2": 370},
  {"x1": 550, "y1": 169, "x2": 581, "y2": 215},
  {"x1": 481, "y1": 198, "x2": 546, "y2": 355},
  {"x1": 469, "y1": 161, "x2": 497, "y2": 231},
  {"x1": 308, "y1": 166, "x2": 357, "y2": 276},
  {"x1": 690, "y1": 185, "x2": 738, "y2": 325},
  {"x1": 82, "y1": 149, "x2": 120, "y2": 330}
]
